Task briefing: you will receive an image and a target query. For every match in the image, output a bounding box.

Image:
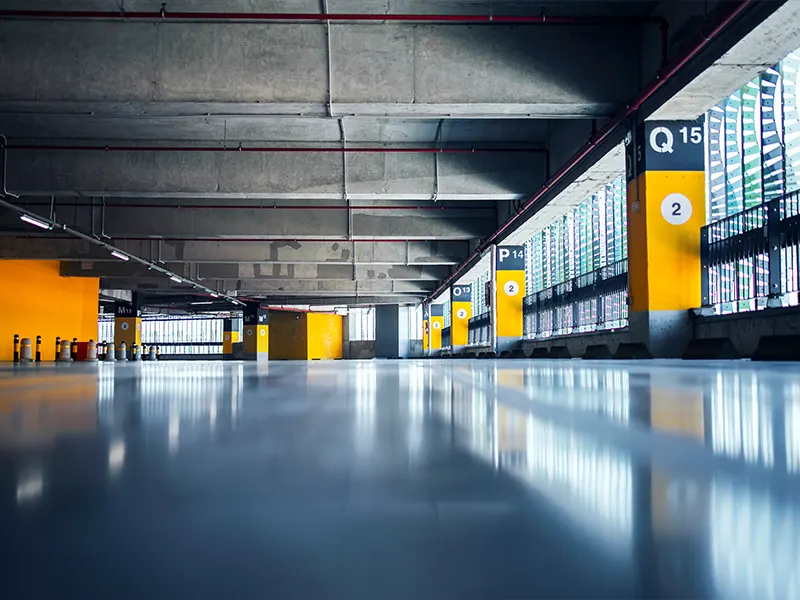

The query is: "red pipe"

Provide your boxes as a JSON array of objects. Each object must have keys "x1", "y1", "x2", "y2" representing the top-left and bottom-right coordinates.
[
  {"x1": 6, "y1": 144, "x2": 543, "y2": 154},
  {"x1": 426, "y1": 0, "x2": 754, "y2": 302},
  {"x1": 0, "y1": 10, "x2": 663, "y2": 25},
  {"x1": 20, "y1": 201, "x2": 493, "y2": 211}
]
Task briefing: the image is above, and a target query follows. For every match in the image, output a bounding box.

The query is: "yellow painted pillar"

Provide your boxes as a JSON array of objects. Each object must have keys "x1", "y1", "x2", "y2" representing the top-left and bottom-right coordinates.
[
  {"x1": 493, "y1": 245, "x2": 526, "y2": 353},
  {"x1": 422, "y1": 304, "x2": 430, "y2": 353},
  {"x1": 450, "y1": 284, "x2": 472, "y2": 351},
  {"x1": 243, "y1": 304, "x2": 269, "y2": 361},
  {"x1": 114, "y1": 300, "x2": 141, "y2": 357},
  {"x1": 625, "y1": 120, "x2": 705, "y2": 357},
  {"x1": 223, "y1": 317, "x2": 241, "y2": 359},
  {"x1": 429, "y1": 304, "x2": 444, "y2": 351}
]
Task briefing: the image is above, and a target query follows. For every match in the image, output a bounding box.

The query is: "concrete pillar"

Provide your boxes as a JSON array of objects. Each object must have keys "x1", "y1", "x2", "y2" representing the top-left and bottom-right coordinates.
[
  {"x1": 625, "y1": 120, "x2": 705, "y2": 357},
  {"x1": 375, "y1": 304, "x2": 411, "y2": 359},
  {"x1": 450, "y1": 284, "x2": 473, "y2": 353},
  {"x1": 114, "y1": 293, "x2": 141, "y2": 358},
  {"x1": 493, "y1": 245, "x2": 526, "y2": 353},
  {"x1": 341, "y1": 314, "x2": 350, "y2": 359},
  {"x1": 429, "y1": 304, "x2": 444, "y2": 351},
  {"x1": 243, "y1": 303, "x2": 268, "y2": 361}
]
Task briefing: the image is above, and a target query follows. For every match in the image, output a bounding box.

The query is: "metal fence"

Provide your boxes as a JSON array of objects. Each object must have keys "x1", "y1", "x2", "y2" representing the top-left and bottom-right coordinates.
[
  {"x1": 441, "y1": 326, "x2": 451, "y2": 350},
  {"x1": 523, "y1": 260, "x2": 628, "y2": 338},
  {"x1": 701, "y1": 191, "x2": 800, "y2": 313},
  {"x1": 468, "y1": 312, "x2": 491, "y2": 346},
  {"x1": 98, "y1": 315, "x2": 224, "y2": 354}
]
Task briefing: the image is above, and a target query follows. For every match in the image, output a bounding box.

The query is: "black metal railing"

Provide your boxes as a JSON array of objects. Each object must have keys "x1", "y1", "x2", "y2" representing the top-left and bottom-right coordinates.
[
  {"x1": 468, "y1": 312, "x2": 491, "y2": 346},
  {"x1": 701, "y1": 190, "x2": 800, "y2": 313},
  {"x1": 441, "y1": 325, "x2": 452, "y2": 350},
  {"x1": 523, "y1": 260, "x2": 628, "y2": 338}
]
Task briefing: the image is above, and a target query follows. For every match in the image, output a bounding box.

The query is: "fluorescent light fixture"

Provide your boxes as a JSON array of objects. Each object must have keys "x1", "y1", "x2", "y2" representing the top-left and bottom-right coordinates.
[
  {"x1": 210, "y1": 293, "x2": 220, "y2": 298},
  {"x1": 191, "y1": 301, "x2": 213, "y2": 305},
  {"x1": 20, "y1": 214, "x2": 52, "y2": 230},
  {"x1": 170, "y1": 276, "x2": 182, "y2": 283},
  {"x1": 110, "y1": 250, "x2": 129, "y2": 261}
]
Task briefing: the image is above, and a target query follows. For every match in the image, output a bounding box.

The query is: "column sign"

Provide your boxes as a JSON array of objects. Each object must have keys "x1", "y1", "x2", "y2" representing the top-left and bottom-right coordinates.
[
  {"x1": 450, "y1": 284, "x2": 472, "y2": 348},
  {"x1": 625, "y1": 119, "x2": 705, "y2": 182},
  {"x1": 494, "y1": 245, "x2": 525, "y2": 347}
]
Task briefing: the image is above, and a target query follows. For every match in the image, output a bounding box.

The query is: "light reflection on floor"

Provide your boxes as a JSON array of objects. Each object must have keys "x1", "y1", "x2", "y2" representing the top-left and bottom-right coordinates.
[{"x1": 1, "y1": 359, "x2": 799, "y2": 599}]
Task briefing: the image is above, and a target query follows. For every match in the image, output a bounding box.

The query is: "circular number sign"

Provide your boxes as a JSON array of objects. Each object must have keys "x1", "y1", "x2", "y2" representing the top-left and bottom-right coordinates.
[
  {"x1": 456, "y1": 308, "x2": 467, "y2": 319},
  {"x1": 246, "y1": 328, "x2": 253, "y2": 336},
  {"x1": 120, "y1": 322, "x2": 129, "y2": 331},
  {"x1": 504, "y1": 281, "x2": 520, "y2": 297},
  {"x1": 661, "y1": 193, "x2": 692, "y2": 226},
  {"x1": 432, "y1": 321, "x2": 441, "y2": 329}
]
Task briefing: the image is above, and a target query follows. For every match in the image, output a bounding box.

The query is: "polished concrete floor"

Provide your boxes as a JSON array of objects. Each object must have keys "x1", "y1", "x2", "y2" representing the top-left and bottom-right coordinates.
[{"x1": 1, "y1": 359, "x2": 799, "y2": 599}]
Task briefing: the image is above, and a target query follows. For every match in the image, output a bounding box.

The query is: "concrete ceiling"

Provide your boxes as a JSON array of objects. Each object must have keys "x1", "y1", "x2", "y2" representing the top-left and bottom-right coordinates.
[{"x1": 0, "y1": 0, "x2": 784, "y2": 308}]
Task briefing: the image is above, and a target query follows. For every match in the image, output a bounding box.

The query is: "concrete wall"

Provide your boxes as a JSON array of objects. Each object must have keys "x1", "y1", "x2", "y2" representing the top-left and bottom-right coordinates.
[
  {"x1": 520, "y1": 330, "x2": 630, "y2": 359},
  {"x1": 0, "y1": 260, "x2": 99, "y2": 361},
  {"x1": 307, "y1": 313, "x2": 343, "y2": 360},
  {"x1": 345, "y1": 341, "x2": 376, "y2": 360},
  {"x1": 694, "y1": 307, "x2": 800, "y2": 357},
  {"x1": 409, "y1": 339, "x2": 424, "y2": 358}
]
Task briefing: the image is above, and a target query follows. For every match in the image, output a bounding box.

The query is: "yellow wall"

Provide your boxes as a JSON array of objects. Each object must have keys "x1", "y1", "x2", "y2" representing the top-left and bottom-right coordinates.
[
  {"x1": 307, "y1": 313, "x2": 343, "y2": 360},
  {"x1": 0, "y1": 261, "x2": 99, "y2": 361},
  {"x1": 268, "y1": 310, "x2": 308, "y2": 360}
]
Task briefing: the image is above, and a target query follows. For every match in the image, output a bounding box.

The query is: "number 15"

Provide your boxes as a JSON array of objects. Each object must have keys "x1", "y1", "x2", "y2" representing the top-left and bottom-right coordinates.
[{"x1": 679, "y1": 126, "x2": 702, "y2": 144}]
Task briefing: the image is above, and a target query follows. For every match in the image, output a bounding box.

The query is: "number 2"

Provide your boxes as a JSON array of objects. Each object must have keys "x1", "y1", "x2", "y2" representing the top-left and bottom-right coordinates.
[{"x1": 672, "y1": 202, "x2": 681, "y2": 216}]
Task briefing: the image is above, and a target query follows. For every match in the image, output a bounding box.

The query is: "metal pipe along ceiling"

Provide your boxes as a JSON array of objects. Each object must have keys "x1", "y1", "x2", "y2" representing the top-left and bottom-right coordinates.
[
  {"x1": 425, "y1": 0, "x2": 755, "y2": 302},
  {"x1": 0, "y1": 10, "x2": 664, "y2": 25}
]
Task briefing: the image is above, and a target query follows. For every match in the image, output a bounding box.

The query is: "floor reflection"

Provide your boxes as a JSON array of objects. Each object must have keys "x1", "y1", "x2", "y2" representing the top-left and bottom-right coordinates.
[
  {"x1": 710, "y1": 479, "x2": 800, "y2": 600},
  {"x1": 433, "y1": 361, "x2": 800, "y2": 600},
  {"x1": 2, "y1": 360, "x2": 800, "y2": 599}
]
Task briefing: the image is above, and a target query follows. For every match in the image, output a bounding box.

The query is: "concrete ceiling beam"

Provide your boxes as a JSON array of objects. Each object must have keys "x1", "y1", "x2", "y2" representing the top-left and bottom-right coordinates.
[
  {"x1": 0, "y1": 236, "x2": 470, "y2": 265},
  {"x1": 0, "y1": 205, "x2": 493, "y2": 239},
  {"x1": 4, "y1": 148, "x2": 545, "y2": 201},
  {"x1": 61, "y1": 261, "x2": 452, "y2": 281},
  {"x1": 99, "y1": 277, "x2": 437, "y2": 294},
  {"x1": 0, "y1": 115, "x2": 550, "y2": 145},
  {"x1": 0, "y1": 21, "x2": 638, "y2": 118}
]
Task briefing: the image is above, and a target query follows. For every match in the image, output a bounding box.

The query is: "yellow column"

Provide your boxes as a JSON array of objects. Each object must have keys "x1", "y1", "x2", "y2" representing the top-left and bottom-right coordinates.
[
  {"x1": 429, "y1": 304, "x2": 444, "y2": 350},
  {"x1": 223, "y1": 317, "x2": 240, "y2": 359},
  {"x1": 422, "y1": 304, "x2": 430, "y2": 353},
  {"x1": 114, "y1": 301, "x2": 141, "y2": 352},
  {"x1": 625, "y1": 120, "x2": 705, "y2": 357},
  {"x1": 450, "y1": 284, "x2": 472, "y2": 350},
  {"x1": 494, "y1": 245, "x2": 526, "y2": 353}
]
